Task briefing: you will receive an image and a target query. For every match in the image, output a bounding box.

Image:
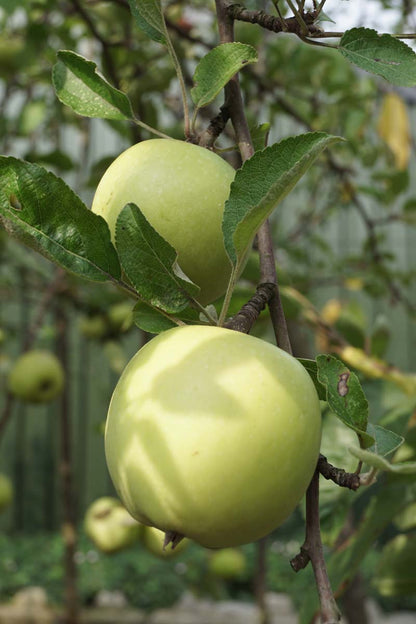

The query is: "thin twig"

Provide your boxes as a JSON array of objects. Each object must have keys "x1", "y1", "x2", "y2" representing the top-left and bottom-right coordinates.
[
  {"x1": 318, "y1": 454, "x2": 361, "y2": 490},
  {"x1": 226, "y1": 3, "x2": 319, "y2": 36},
  {"x1": 198, "y1": 105, "x2": 230, "y2": 148},
  {"x1": 215, "y1": 0, "x2": 292, "y2": 352},
  {"x1": 69, "y1": 0, "x2": 119, "y2": 85},
  {"x1": 291, "y1": 469, "x2": 341, "y2": 623},
  {"x1": 56, "y1": 304, "x2": 79, "y2": 624},
  {"x1": 224, "y1": 283, "x2": 276, "y2": 333}
]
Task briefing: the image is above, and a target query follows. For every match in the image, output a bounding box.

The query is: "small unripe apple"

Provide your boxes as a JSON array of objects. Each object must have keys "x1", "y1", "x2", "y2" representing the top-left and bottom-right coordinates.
[
  {"x1": 142, "y1": 525, "x2": 188, "y2": 559},
  {"x1": 91, "y1": 139, "x2": 236, "y2": 305},
  {"x1": 0, "y1": 473, "x2": 13, "y2": 513},
  {"x1": 107, "y1": 302, "x2": 134, "y2": 333},
  {"x1": 7, "y1": 350, "x2": 65, "y2": 403},
  {"x1": 79, "y1": 315, "x2": 108, "y2": 339},
  {"x1": 84, "y1": 497, "x2": 142, "y2": 554},
  {"x1": 105, "y1": 325, "x2": 321, "y2": 549},
  {"x1": 209, "y1": 548, "x2": 247, "y2": 580}
]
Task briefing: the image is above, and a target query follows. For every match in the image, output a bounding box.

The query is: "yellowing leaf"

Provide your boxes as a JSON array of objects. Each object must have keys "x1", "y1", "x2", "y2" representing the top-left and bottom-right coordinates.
[{"x1": 378, "y1": 92, "x2": 411, "y2": 170}]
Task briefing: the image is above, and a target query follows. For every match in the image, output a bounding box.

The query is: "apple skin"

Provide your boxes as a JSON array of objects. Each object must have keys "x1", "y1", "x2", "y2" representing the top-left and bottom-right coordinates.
[
  {"x1": 209, "y1": 548, "x2": 247, "y2": 580},
  {"x1": 91, "y1": 139, "x2": 236, "y2": 305},
  {"x1": 105, "y1": 325, "x2": 322, "y2": 549},
  {"x1": 0, "y1": 473, "x2": 13, "y2": 513},
  {"x1": 141, "y1": 525, "x2": 188, "y2": 559},
  {"x1": 84, "y1": 497, "x2": 143, "y2": 554},
  {"x1": 7, "y1": 350, "x2": 65, "y2": 403}
]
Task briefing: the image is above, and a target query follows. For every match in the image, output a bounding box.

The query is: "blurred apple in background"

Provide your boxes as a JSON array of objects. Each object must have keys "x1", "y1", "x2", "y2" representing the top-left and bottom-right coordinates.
[
  {"x1": 7, "y1": 350, "x2": 64, "y2": 403},
  {"x1": 84, "y1": 497, "x2": 142, "y2": 554}
]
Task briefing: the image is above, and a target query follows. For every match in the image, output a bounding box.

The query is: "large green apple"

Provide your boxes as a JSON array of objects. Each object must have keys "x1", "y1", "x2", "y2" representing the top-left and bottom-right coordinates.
[
  {"x1": 141, "y1": 525, "x2": 188, "y2": 559},
  {"x1": 0, "y1": 473, "x2": 13, "y2": 513},
  {"x1": 91, "y1": 139, "x2": 236, "y2": 305},
  {"x1": 84, "y1": 497, "x2": 142, "y2": 554},
  {"x1": 105, "y1": 325, "x2": 322, "y2": 549},
  {"x1": 209, "y1": 548, "x2": 247, "y2": 580},
  {"x1": 7, "y1": 350, "x2": 65, "y2": 403}
]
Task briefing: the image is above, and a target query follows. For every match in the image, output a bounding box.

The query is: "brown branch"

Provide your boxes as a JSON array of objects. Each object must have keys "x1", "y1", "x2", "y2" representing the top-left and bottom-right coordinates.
[
  {"x1": 0, "y1": 393, "x2": 14, "y2": 447},
  {"x1": 291, "y1": 469, "x2": 341, "y2": 623},
  {"x1": 215, "y1": 0, "x2": 292, "y2": 353},
  {"x1": 226, "y1": 3, "x2": 320, "y2": 36},
  {"x1": 318, "y1": 454, "x2": 361, "y2": 490},
  {"x1": 254, "y1": 537, "x2": 269, "y2": 624},
  {"x1": 198, "y1": 105, "x2": 230, "y2": 148},
  {"x1": 56, "y1": 304, "x2": 79, "y2": 624},
  {"x1": 69, "y1": 0, "x2": 119, "y2": 86},
  {"x1": 224, "y1": 282, "x2": 275, "y2": 333}
]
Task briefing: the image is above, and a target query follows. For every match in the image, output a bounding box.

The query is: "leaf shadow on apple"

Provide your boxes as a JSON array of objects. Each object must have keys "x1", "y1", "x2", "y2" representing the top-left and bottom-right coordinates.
[{"x1": 105, "y1": 326, "x2": 321, "y2": 550}]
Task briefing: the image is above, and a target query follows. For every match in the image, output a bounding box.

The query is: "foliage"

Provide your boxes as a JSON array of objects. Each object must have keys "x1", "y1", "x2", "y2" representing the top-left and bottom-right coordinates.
[{"x1": 0, "y1": 0, "x2": 415, "y2": 621}]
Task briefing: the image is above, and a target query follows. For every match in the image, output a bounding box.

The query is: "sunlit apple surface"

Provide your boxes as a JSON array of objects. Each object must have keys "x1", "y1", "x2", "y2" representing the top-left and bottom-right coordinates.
[{"x1": 105, "y1": 325, "x2": 322, "y2": 549}]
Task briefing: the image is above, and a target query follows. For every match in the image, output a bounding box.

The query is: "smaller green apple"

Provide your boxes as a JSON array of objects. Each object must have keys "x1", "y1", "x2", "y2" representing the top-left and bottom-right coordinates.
[
  {"x1": 141, "y1": 525, "x2": 188, "y2": 559},
  {"x1": 85, "y1": 497, "x2": 142, "y2": 554},
  {"x1": 7, "y1": 350, "x2": 65, "y2": 403},
  {"x1": 79, "y1": 315, "x2": 108, "y2": 340},
  {"x1": 208, "y1": 548, "x2": 247, "y2": 580},
  {"x1": 107, "y1": 302, "x2": 134, "y2": 333},
  {"x1": 0, "y1": 473, "x2": 13, "y2": 513}
]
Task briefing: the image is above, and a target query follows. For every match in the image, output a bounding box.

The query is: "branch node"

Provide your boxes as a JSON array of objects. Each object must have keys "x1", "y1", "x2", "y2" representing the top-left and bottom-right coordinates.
[
  {"x1": 198, "y1": 105, "x2": 230, "y2": 148},
  {"x1": 224, "y1": 282, "x2": 276, "y2": 333},
  {"x1": 318, "y1": 454, "x2": 361, "y2": 491}
]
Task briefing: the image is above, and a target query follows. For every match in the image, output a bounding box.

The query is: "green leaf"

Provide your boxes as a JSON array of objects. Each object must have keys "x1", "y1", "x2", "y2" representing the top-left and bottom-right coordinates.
[
  {"x1": 0, "y1": 157, "x2": 121, "y2": 281},
  {"x1": 133, "y1": 301, "x2": 201, "y2": 334},
  {"x1": 339, "y1": 28, "x2": 416, "y2": 86},
  {"x1": 367, "y1": 424, "x2": 404, "y2": 457},
  {"x1": 223, "y1": 133, "x2": 342, "y2": 270},
  {"x1": 298, "y1": 358, "x2": 327, "y2": 400},
  {"x1": 115, "y1": 203, "x2": 199, "y2": 314},
  {"x1": 191, "y1": 43, "x2": 258, "y2": 110},
  {"x1": 133, "y1": 302, "x2": 178, "y2": 333},
  {"x1": 349, "y1": 447, "x2": 416, "y2": 474},
  {"x1": 316, "y1": 354, "x2": 374, "y2": 448},
  {"x1": 127, "y1": 0, "x2": 167, "y2": 44},
  {"x1": 52, "y1": 51, "x2": 134, "y2": 120},
  {"x1": 250, "y1": 122, "x2": 271, "y2": 152}
]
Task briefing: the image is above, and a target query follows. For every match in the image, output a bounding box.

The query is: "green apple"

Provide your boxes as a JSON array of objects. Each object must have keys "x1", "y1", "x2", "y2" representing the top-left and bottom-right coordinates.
[
  {"x1": 84, "y1": 497, "x2": 142, "y2": 554},
  {"x1": 79, "y1": 315, "x2": 108, "y2": 340},
  {"x1": 91, "y1": 139, "x2": 236, "y2": 305},
  {"x1": 105, "y1": 325, "x2": 322, "y2": 549},
  {"x1": 7, "y1": 350, "x2": 65, "y2": 403},
  {"x1": 0, "y1": 473, "x2": 13, "y2": 513},
  {"x1": 209, "y1": 548, "x2": 247, "y2": 580},
  {"x1": 107, "y1": 302, "x2": 134, "y2": 333},
  {"x1": 142, "y1": 525, "x2": 188, "y2": 559}
]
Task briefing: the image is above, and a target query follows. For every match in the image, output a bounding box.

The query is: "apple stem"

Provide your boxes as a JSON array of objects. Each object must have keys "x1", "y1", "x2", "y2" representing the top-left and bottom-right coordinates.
[
  {"x1": 224, "y1": 282, "x2": 275, "y2": 333},
  {"x1": 318, "y1": 454, "x2": 361, "y2": 490},
  {"x1": 198, "y1": 105, "x2": 231, "y2": 148}
]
